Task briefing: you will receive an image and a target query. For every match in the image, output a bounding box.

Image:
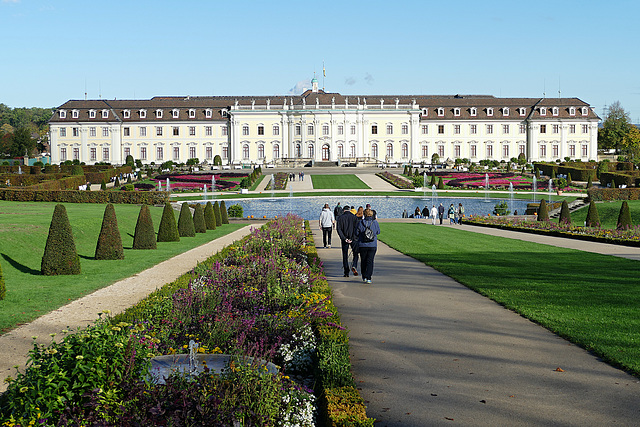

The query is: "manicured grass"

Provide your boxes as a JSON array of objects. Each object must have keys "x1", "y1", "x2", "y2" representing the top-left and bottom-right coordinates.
[
  {"x1": 310, "y1": 174, "x2": 370, "y2": 189},
  {"x1": 0, "y1": 201, "x2": 244, "y2": 334},
  {"x1": 570, "y1": 200, "x2": 640, "y2": 229},
  {"x1": 379, "y1": 223, "x2": 640, "y2": 375}
]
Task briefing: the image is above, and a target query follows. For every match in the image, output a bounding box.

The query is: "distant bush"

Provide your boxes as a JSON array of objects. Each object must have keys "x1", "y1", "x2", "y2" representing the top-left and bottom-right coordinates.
[
  {"x1": 227, "y1": 204, "x2": 244, "y2": 218},
  {"x1": 41, "y1": 204, "x2": 81, "y2": 275},
  {"x1": 132, "y1": 205, "x2": 157, "y2": 250},
  {"x1": 94, "y1": 204, "x2": 124, "y2": 260}
]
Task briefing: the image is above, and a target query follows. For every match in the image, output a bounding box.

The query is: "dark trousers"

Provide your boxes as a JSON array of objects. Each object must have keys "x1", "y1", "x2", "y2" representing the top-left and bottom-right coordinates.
[
  {"x1": 341, "y1": 240, "x2": 359, "y2": 274},
  {"x1": 322, "y1": 227, "x2": 333, "y2": 247},
  {"x1": 359, "y1": 246, "x2": 377, "y2": 281},
  {"x1": 439, "y1": 213, "x2": 443, "y2": 224}
]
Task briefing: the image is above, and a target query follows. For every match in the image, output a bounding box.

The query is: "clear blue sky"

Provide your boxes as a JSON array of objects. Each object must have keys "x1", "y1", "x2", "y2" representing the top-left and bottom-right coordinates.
[{"x1": 2, "y1": 0, "x2": 639, "y2": 122}]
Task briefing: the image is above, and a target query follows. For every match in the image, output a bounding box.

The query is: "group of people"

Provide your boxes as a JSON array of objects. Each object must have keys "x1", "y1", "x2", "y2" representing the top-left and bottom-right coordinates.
[
  {"x1": 403, "y1": 202, "x2": 465, "y2": 225},
  {"x1": 288, "y1": 172, "x2": 304, "y2": 181},
  {"x1": 319, "y1": 202, "x2": 380, "y2": 284}
]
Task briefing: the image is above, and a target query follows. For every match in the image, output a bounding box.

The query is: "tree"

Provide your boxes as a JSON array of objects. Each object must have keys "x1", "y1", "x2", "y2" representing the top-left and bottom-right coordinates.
[
  {"x1": 94, "y1": 204, "x2": 124, "y2": 260},
  {"x1": 437, "y1": 176, "x2": 444, "y2": 189},
  {"x1": 157, "y1": 203, "x2": 180, "y2": 242},
  {"x1": 132, "y1": 205, "x2": 157, "y2": 249},
  {"x1": 598, "y1": 101, "x2": 633, "y2": 152},
  {"x1": 517, "y1": 152, "x2": 527, "y2": 165},
  {"x1": 617, "y1": 201, "x2": 632, "y2": 230},
  {"x1": 537, "y1": 199, "x2": 549, "y2": 222},
  {"x1": 213, "y1": 201, "x2": 222, "y2": 227},
  {"x1": 10, "y1": 127, "x2": 36, "y2": 157},
  {"x1": 125, "y1": 154, "x2": 134, "y2": 166},
  {"x1": 41, "y1": 204, "x2": 81, "y2": 275},
  {"x1": 585, "y1": 200, "x2": 600, "y2": 228},
  {"x1": 204, "y1": 202, "x2": 216, "y2": 230},
  {"x1": 559, "y1": 200, "x2": 571, "y2": 225},
  {"x1": 177, "y1": 202, "x2": 195, "y2": 237},
  {"x1": 193, "y1": 203, "x2": 207, "y2": 233},
  {"x1": 220, "y1": 200, "x2": 229, "y2": 224},
  {"x1": 621, "y1": 125, "x2": 640, "y2": 160},
  {"x1": 431, "y1": 153, "x2": 440, "y2": 164}
]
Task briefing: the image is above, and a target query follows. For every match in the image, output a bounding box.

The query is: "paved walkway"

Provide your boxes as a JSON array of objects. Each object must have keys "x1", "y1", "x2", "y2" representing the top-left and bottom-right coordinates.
[
  {"x1": 311, "y1": 225, "x2": 640, "y2": 426},
  {"x1": 0, "y1": 225, "x2": 260, "y2": 392}
]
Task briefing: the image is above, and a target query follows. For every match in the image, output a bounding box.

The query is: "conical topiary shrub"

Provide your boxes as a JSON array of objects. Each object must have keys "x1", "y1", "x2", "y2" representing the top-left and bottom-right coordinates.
[
  {"x1": 220, "y1": 201, "x2": 229, "y2": 224},
  {"x1": 193, "y1": 203, "x2": 207, "y2": 233},
  {"x1": 178, "y1": 203, "x2": 196, "y2": 237},
  {"x1": 94, "y1": 204, "x2": 124, "y2": 260},
  {"x1": 617, "y1": 201, "x2": 632, "y2": 230},
  {"x1": 114, "y1": 177, "x2": 120, "y2": 187},
  {"x1": 430, "y1": 174, "x2": 436, "y2": 187},
  {"x1": 127, "y1": 175, "x2": 132, "y2": 184},
  {"x1": 0, "y1": 261, "x2": 5, "y2": 300},
  {"x1": 100, "y1": 179, "x2": 107, "y2": 191},
  {"x1": 559, "y1": 200, "x2": 571, "y2": 225},
  {"x1": 213, "y1": 201, "x2": 222, "y2": 227},
  {"x1": 204, "y1": 201, "x2": 216, "y2": 230},
  {"x1": 567, "y1": 173, "x2": 572, "y2": 186},
  {"x1": 157, "y1": 203, "x2": 180, "y2": 242},
  {"x1": 537, "y1": 199, "x2": 549, "y2": 222},
  {"x1": 585, "y1": 200, "x2": 600, "y2": 228},
  {"x1": 437, "y1": 177, "x2": 444, "y2": 190},
  {"x1": 41, "y1": 204, "x2": 81, "y2": 275},
  {"x1": 133, "y1": 205, "x2": 157, "y2": 249},
  {"x1": 587, "y1": 175, "x2": 592, "y2": 188}
]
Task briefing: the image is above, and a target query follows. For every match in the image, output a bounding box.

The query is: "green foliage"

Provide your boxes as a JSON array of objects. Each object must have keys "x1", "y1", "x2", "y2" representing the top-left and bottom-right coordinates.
[
  {"x1": 114, "y1": 177, "x2": 120, "y2": 187},
  {"x1": 126, "y1": 174, "x2": 132, "y2": 184},
  {"x1": 8, "y1": 127, "x2": 37, "y2": 157},
  {"x1": 193, "y1": 203, "x2": 207, "y2": 233},
  {"x1": 612, "y1": 180, "x2": 617, "y2": 188},
  {"x1": 493, "y1": 201, "x2": 510, "y2": 216},
  {"x1": 321, "y1": 387, "x2": 374, "y2": 427},
  {"x1": 567, "y1": 173, "x2": 572, "y2": 185},
  {"x1": 204, "y1": 201, "x2": 216, "y2": 230},
  {"x1": 186, "y1": 157, "x2": 199, "y2": 166},
  {"x1": 240, "y1": 177, "x2": 251, "y2": 188},
  {"x1": 554, "y1": 177, "x2": 567, "y2": 189},
  {"x1": 585, "y1": 200, "x2": 600, "y2": 227},
  {"x1": 617, "y1": 201, "x2": 632, "y2": 230},
  {"x1": 71, "y1": 164, "x2": 84, "y2": 175},
  {"x1": 177, "y1": 202, "x2": 196, "y2": 237},
  {"x1": 437, "y1": 176, "x2": 444, "y2": 189},
  {"x1": 132, "y1": 205, "x2": 157, "y2": 250},
  {"x1": 535, "y1": 169, "x2": 540, "y2": 179},
  {"x1": 430, "y1": 174, "x2": 436, "y2": 187},
  {"x1": 160, "y1": 160, "x2": 174, "y2": 170},
  {"x1": 220, "y1": 200, "x2": 229, "y2": 224},
  {"x1": 125, "y1": 154, "x2": 134, "y2": 166},
  {"x1": 431, "y1": 153, "x2": 439, "y2": 164},
  {"x1": 598, "y1": 101, "x2": 633, "y2": 152},
  {"x1": 227, "y1": 203, "x2": 244, "y2": 218},
  {"x1": 587, "y1": 175, "x2": 593, "y2": 188},
  {"x1": 94, "y1": 204, "x2": 124, "y2": 260},
  {"x1": 0, "y1": 261, "x2": 5, "y2": 300},
  {"x1": 213, "y1": 201, "x2": 222, "y2": 226},
  {"x1": 213, "y1": 155, "x2": 222, "y2": 166},
  {"x1": 157, "y1": 203, "x2": 180, "y2": 242},
  {"x1": 551, "y1": 169, "x2": 556, "y2": 178},
  {"x1": 517, "y1": 152, "x2": 527, "y2": 165},
  {"x1": 537, "y1": 199, "x2": 549, "y2": 222},
  {"x1": 121, "y1": 183, "x2": 134, "y2": 191},
  {"x1": 559, "y1": 200, "x2": 572, "y2": 225},
  {"x1": 41, "y1": 204, "x2": 81, "y2": 275}
]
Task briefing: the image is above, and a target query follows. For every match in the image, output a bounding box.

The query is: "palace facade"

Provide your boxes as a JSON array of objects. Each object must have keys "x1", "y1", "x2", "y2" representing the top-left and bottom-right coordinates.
[{"x1": 49, "y1": 79, "x2": 599, "y2": 166}]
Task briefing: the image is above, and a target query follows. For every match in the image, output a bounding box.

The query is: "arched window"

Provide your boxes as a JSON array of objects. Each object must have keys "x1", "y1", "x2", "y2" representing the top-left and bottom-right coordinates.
[
  {"x1": 338, "y1": 144, "x2": 344, "y2": 158},
  {"x1": 308, "y1": 143, "x2": 315, "y2": 158},
  {"x1": 401, "y1": 143, "x2": 408, "y2": 157},
  {"x1": 242, "y1": 144, "x2": 249, "y2": 160},
  {"x1": 350, "y1": 144, "x2": 356, "y2": 157},
  {"x1": 371, "y1": 143, "x2": 378, "y2": 158},
  {"x1": 386, "y1": 143, "x2": 393, "y2": 158},
  {"x1": 295, "y1": 143, "x2": 302, "y2": 157},
  {"x1": 258, "y1": 144, "x2": 264, "y2": 159},
  {"x1": 422, "y1": 145, "x2": 428, "y2": 158},
  {"x1": 273, "y1": 144, "x2": 280, "y2": 158}
]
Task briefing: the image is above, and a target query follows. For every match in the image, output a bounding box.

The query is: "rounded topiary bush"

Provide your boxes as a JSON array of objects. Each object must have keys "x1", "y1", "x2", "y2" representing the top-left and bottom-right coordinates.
[
  {"x1": 204, "y1": 201, "x2": 216, "y2": 230},
  {"x1": 133, "y1": 204, "x2": 157, "y2": 250},
  {"x1": 220, "y1": 200, "x2": 229, "y2": 224},
  {"x1": 585, "y1": 200, "x2": 600, "y2": 228},
  {"x1": 0, "y1": 261, "x2": 5, "y2": 300},
  {"x1": 157, "y1": 203, "x2": 180, "y2": 242},
  {"x1": 537, "y1": 199, "x2": 549, "y2": 222},
  {"x1": 94, "y1": 204, "x2": 124, "y2": 260},
  {"x1": 193, "y1": 203, "x2": 206, "y2": 233},
  {"x1": 213, "y1": 201, "x2": 222, "y2": 227},
  {"x1": 559, "y1": 200, "x2": 571, "y2": 225},
  {"x1": 41, "y1": 204, "x2": 81, "y2": 275},
  {"x1": 178, "y1": 203, "x2": 196, "y2": 237},
  {"x1": 617, "y1": 201, "x2": 632, "y2": 230},
  {"x1": 71, "y1": 165, "x2": 84, "y2": 176}
]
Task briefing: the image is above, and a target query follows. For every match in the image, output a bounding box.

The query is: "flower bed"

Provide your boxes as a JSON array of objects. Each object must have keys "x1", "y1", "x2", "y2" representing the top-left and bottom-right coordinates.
[
  {"x1": 376, "y1": 171, "x2": 413, "y2": 189},
  {"x1": 463, "y1": 216, "x2": 640, "y2": 247},
  {"x1": 155, "y1": 173, "x2": 248, "y2": 191},
  {"x1": 0, "y1": 216, "x2": 373, "y2": 426}
]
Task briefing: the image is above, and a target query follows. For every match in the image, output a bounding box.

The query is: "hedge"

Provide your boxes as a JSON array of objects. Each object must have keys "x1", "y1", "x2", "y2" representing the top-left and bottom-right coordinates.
[
  {"x1": 534, "y1": 162, "x2": 597, "y2": 181},
  {"x1": 0, "y1": 189, "x2": 168, "y2": 204},
  {"x1": 599, "y1": 171, "x2": 640, "y2": 188},
  {"x1": 588, "y1": 187, "x2": 640, "y2": 201},
  {"x1": 558, "y1": 165, "x2": 596, "y2": 181}
]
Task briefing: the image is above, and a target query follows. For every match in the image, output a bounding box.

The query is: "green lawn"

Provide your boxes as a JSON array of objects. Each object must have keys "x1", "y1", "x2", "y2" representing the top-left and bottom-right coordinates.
[
  {"x1": 379, "y1": 223, "x2": 640, "y2": 375},
  {"x1": 570, "y1": 200, "x2": 640, "y2": 229},
  {"x1": 310, "y1": 174, "x2": 370, "y2": 189},
  {"x1": 0, "y1": 201, "x2": 243, "y2": 334}
]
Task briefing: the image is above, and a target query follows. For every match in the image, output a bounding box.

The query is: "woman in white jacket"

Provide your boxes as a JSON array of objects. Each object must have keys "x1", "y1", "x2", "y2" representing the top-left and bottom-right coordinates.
[{"x1": 319, "y1": 203, "x2": 336, "y2": 248}]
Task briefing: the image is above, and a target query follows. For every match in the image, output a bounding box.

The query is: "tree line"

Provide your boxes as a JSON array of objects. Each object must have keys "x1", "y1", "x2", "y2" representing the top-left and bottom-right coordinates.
[
  {"x1": 598, "y1": 101, "x2": 640, "y2": 161},
  {"x1": 0, "y1": 103, "x2": 54, "y2": 158}
]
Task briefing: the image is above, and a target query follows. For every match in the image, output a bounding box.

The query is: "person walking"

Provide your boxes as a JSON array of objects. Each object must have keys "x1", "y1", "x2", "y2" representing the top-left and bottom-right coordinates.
[
  {"x1": 334, "y1": 202, "x2": 342, "y2": 218},
  {"x1": 319, "y1": 203, "x2": 335, "y2": 248},
  {"x1": 457, "y1": 203, "x2": 465, "y2": 225},
  {"x1": 430, "y1": 205, "x2": 438, "y2": 225},
  {"x1": 356, "y1": 208, "x2": 380, "y2": 284},
  {"x1": 421, "y1": 205, "x2": 429, "y2": 219},
  {"x1": 438, "y1": 203, "x2": 445, "y2": 225},
  {"x1": 448, "y1": 203, "x2": 456, "y2": 225},
  {"x1": 365, "y1": 203, "x2": 377, "y2": 220},
  {"x1": 336, "y1": 205, "x2": 359, "y2": 277}
]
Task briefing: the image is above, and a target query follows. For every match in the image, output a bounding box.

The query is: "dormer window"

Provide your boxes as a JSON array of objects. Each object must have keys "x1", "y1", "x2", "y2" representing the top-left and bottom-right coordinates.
[
  {"x1": 470, "y1": 107, "x2": 477, "y2": 116},
  {"x1": 569, "y1": 106, "x2": 576, "y2": 116},
  {"x1": 540, "y1": 107, "x2": 547, "y2": 116},
  {"x1": 487, "y1": 107, "x2": 494, "y2": 116},
  {"x1": 123, "y1": 110, "x2": 130, "y2": 119},
  {"x1": 189, "y1": 109, "x2": 196, "y2": 118},
  {"x1": 205, "y1": 109, "x2": 212, "y2": 118},
  {"x1": 156, "y1": 109, "x2": 163, "y2": 118},
  {"x1": 422, "y1": 108, "x2": 428, "y2": 116},
  {"x1": 437, "y1": 107, "x2": 444, "y2": 117},
  {"x1": 453, "y1": 107, "x2": 461, "y2": 117},
  {"x1": 72, "y1": 110, "x2": 79, "y2": 119},
  {"x1": 552, "y1": 107, "x2": 559, "y2": 116},
  {"x1": 503, "y1": 107, "x2": 509, "y2": 116},
  {"x1": 59, "y1": 110, "x2": 67, "y2": 118},
  {"x1": 581, "y1": 107, "x2": 588, "y2": 116},
  {"x1": 172, "y1": 109, "x2": 179, "y2": 119},
  {"x1": 519, "y1": 107, "x2": 526, "y2": 116},
  {"x1": 221, "y1": 109, "x2": 228, "y2": 118},
  {"x1": 140, "y1": 109, "x2": 147, "y2": 119},
  {"x1": 89, "y1": 109, "x2": 96, "y2": 118},
  {"x1": 102, "y1": 109, "x2": 109, "y2": 119}
]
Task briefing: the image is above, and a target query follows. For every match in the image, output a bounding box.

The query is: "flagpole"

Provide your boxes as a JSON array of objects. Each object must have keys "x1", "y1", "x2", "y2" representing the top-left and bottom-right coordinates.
[{"x1": 322, "y1": 61, "x2": 325, "y2": 91}]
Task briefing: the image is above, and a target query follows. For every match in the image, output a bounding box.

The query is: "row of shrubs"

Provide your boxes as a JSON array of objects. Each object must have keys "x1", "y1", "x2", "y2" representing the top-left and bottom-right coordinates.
[
  {"x1": 1, "y1": 215, "x2": 372, "y2": 425},
  {"x1": 1, "y1": 166, "x2": 133, "y2": 189},
  {"x1": 534, "y1": 162, "x2": 597, "y2": 181},
  {"x1": 239, "y1": 166, "x2": 263, "y2": 188},
  {"x1": 0, "y1": 164, "x2": 130, "y2": 176},
  {"x1": 587, "y1": 187, "x2": 640, "y2": 201},
  {"x1": 0, "y1": 189, "x2": 168, "y2": 205},
  {"x1": 597, "y1": 171, "x2": 640, "y2": 188}
]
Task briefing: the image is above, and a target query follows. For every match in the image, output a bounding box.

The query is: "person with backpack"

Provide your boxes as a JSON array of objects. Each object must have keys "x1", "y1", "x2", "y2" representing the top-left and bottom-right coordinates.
[
  {"x1": 356, "y1": 208, "x2": 380, "y2": 284},
  {"x1": 336, "y1": 204, "x2": 359, "y2": 277},
  {"x1": 457, "y1": 203, "x2": 465, "y2": 225}
]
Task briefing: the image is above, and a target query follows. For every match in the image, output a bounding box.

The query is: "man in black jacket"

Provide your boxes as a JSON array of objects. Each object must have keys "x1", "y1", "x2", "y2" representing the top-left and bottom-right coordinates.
[{"x1": 336, "y1": 205, "x2": 359, "y2": 277}]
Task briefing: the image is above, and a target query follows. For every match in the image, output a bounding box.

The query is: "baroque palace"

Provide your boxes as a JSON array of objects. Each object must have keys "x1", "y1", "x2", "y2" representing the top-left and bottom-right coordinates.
[{"x1": 49, "y1": 78, "x2": 599, "y2": 167}]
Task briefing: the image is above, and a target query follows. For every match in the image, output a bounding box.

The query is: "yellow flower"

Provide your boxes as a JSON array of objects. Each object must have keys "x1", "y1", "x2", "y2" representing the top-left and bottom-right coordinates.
[
  {"x1": 76, "y1": 355, "x2": 84, "y2": 360},
  {"x1": 115, "y1": 343, "x2": 124, "y2": 349},
  {"x1": 146, "y1": 353, "x2": 155, "y2": 358},
  {"x1": 111, "y1": 327, "x2": 121, "y2": 332}
]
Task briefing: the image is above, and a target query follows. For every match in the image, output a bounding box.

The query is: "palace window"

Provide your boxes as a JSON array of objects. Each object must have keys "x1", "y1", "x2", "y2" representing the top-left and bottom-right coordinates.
[
  {"x1": 59, "y1": 110, "x2": 67, "y2": 119},
  {"x1": 371, "y1": 125, "x2": 378, "y2": 135},
  {"x1": 470, "y1": 145, "x2": 477, "y2": 158},
  {"x1": 257, "y1": 125, "x2": 264, "y2": 136},
  {"x1": 222, "y1": 146, "x2": 228, "y2": 159},
  {"x1": 438, "y1": 125, "x2": 445, "y2": 134},
  {"x1": 338, "y1": 144, "x2": 344, "y2": 158},
  {"x1": 89, "y1": 110, "x2": 96, "y2": 118},
  {"x1": 487, "y1": 107, "x2": 493, "y2": 116},
  {"x1": 156, "y1": 147, "x2": 164, "y2": 160},
  {"x1": 421, "y1": 124, "x2": 428, "y2": 134},
  {"x1": 581, "y1": 107, "x2": 588, "y2": 116},
  {"x1": 455, "y1": 145, "x2": 461, "y2": 158},
  {"x1": 222, "y1": 126, "x2": 228, "y2": 136},
  {"x1": 172, "y1": 109, "x2": 179, "y2": 119},
  {"x1": 438, "y1": 145, "x2": 445, "y2": 157},
  {"x1": 323, "y1": 124, "x2": 329, "y2": 135},
  {"x1": 173, "y1": 147, "x2": 180, "y2": 160},
  {"x1": 140, "y1": 110, "x2": 146, "y2": 119},
  {"x1": 205, "y1": 126, "x2": 212, "y2": 136},
  {"x1": 372, "y1": 143, "x2": 378, "y2": 158},
  {"x1": 189, "y1": 109, "x2": 196, "y2": 118},
  {"x1": 582, "y1": 145, "x2": 588, "y2": 157},
  {"x1": 307, "y1": 144, "x2": 314, "y2": 158},
  {"x1": 206, "y1": 146, "x2": 212, "y2": 160},
  {"x1": 73, "y1": 147, "x2": 79, "y2": 160},
  {"x1": 502, "y1": 124, "x2": 509, "y2": 134},
  {"x1": 205, "y1": 109, "x2": 212, "y2": 118},
  {"x1": 123, "y1": 110, "x2": 130, "y2": 119},
  {"x1": 258, "y1": 144, "x2": 265, "y2": 159},
  {"x1": 189, "y1": 146, "x2": 196, "y2": 159},
  {"x1": 519, "y1": 107, "x2": 526, "y2": 116},
  {"x1": 243, "y1": 125, "x2": 249, "y2": 136},
  {"x1": 295, "y1": 125, "x2": 301, "y2": 136},
  {"x1": 470, "y1": 107, "x2": 477, "y2": 116},
  {"x1": 470, "y1": 124, "x2": 477, "y2": 134},
  {"x1": 582, "y1": 124, "x2": 589, "y2": 133},
  {"x1": 73, "y1": 127, "x2": 79, "y2": 137},
  {"x1": 351, "y1": 125, "x2": 356, "y2": 135},
  {"x1": 350, "y1": 144, "x2": 356, "y2": 157},
  {"x1": 123, "y1": 147, "x2": 130, "y2": 159},
  {"x1": 519, "y1": 145, "x2": 525, "y2": 155},
  {"x1": 123, "y1": 127, "x2": 130, "y2": 137},
  {"x1": 140, "y1": 127, "x2": 147, "y2": 137},
  {"x1": 156, "y1": 109, "x2": 163, "y2": 118},
  {"x1": 140, "y1": 147, "x2": 147, "y2": 160},
  {"x1": 437, "y1": 107, "x2": 444, "y2": 117},
  {"x1": 72, "y1": 110, "x2": 79, "y2": 119},
  {"x1": 90, "y1": 127, "x2": 96, "y2": 137},
  {"x1": 540, "y1": 124, "x2": 546, "y2": 134},
  {"x1": 295, "y1": 144, "x2": 302, "y2": 157},
  {"x1": 60, "y1": 127, "x2": 66, "y2": 137},
  {"x1": 454, "y1": 124, "x2": 460, "y2": 134},
  {"x1": 552, "y1": 107, "x2": 559, "y2": 116},
  {"x1": 173, "y1": 127, "x2": 179, "y2": 136},
  {"x1": 540, "y1": 145, "x2": 546, "y2": 158},
  {"x1": 402, "y1": 143, "x2": 408, "y2": 158},
  {"x1": 273, "y1": 125, "x2": 280, "y2": 136},
  {"x1": 486, "y1": 145, "x2": 493, "y2": 158},
  {"x1": 519, "y1": 124, "x2": 526, "y2": 134},
  {"x1": 454, "y1": 108, "x2": 460, "y2": 117},
  {"x1": 422, "y1": 108, "x2": 428, "y2": 116},
  {"x1": 402, "y1": 124, "x2": 408, "y2": 134},
  {"x1": 102, "y1": 127, "x2": 109, "y2": 137},
  {"x1": 386, "y1": 143, "x2": 393, "y2": 158},
  {"x1": 338, "y1": 125, "x2": 344, "y2": 135},
  {"x1": 486, "y1": 124, "x2": 493, "y2": 134},
  {"x1": 102, "y1": 110, "x2": 109, "y2": 119},
  {"x1": 156, "y1": 126, "x2": 163, "y2": 136},
  {"x1": 308, "y1": 125, "x2": 314, "y2": 135},
  {"x1": 553, "y1": 145, "x2": 559, "y2": 157},
  {"x1": 540, "y1": 107, "x2": 546, "y2": 116},
  {"x1": 103, "y1": 147, "x2": 109, "y2": 161},
  {"x1": 422, "y1": 145, "x2": 428, "y2": 158},
  {"x1": 243, "y1": 144, "x2": 250, "y2": 160},
  {"x1": 569, "y1": 107, "x2": 576, "y2": 116},
  {"x1": 503, "y1": 107, "x2": 509, "y2": 116},
  {"x1": 553, "y1": 124, "x2": 559, "y2": 134},
  {"x1": 60, "y1": 147, "x2": 67, "y2": 161},
  {"x1": 189, "y1": 126, "x2": 196, "y2": 136},
  {"x1": 387, "y1": 124, "x2": 393, "y2": 134},
  {"x1": 569, "y1": 145, "x2": 575, "y2": 157},
  {"x1": 569, "y1": 124, "x2": 575, "y2": 134},
  {"x1": 502, "y1": 144, "x2": 509, "y2": 158},
  {"x1": 273, "y1": 144, "x2": 280, "y2": 158},
  {"x1": 90, "y1": 147, "x2": 97, "y2": 161}
]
